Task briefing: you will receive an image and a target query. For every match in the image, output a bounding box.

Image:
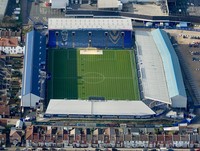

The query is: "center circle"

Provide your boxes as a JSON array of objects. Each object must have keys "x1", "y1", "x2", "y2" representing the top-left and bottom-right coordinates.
[{"x1": 82, "y1": 72, "x2": 105, "y2": 84}]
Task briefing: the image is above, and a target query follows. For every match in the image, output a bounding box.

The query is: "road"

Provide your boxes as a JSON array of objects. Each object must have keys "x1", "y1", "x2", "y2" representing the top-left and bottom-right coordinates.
[{"x1": 21, "y1": 0, "x2": 28, "y2": 24}]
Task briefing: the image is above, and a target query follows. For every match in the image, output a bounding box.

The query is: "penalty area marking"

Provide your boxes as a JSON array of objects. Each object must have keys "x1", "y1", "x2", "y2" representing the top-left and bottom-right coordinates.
[{"x1": 80, "y1": 49, "x2": 103, "y2": 55}]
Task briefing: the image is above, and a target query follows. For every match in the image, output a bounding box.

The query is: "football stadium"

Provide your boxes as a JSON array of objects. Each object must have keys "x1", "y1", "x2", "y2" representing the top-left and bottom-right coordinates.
[{"x1": 21, "y1": 18, "x2": 187, "y2": 119}]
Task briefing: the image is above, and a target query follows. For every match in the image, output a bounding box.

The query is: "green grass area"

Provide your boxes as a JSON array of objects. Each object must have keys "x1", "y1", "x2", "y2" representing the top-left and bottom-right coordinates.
[{"x1": 47, "y1": 48, "x2": 140, "y2": 101}]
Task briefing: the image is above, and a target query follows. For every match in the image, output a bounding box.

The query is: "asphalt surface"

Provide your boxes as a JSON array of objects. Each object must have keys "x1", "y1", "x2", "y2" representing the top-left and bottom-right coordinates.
[
  {"x1": 28, "y1": 0, "x2": 65, "y2": 25},
  {"x1": 21, "y1": 0, "x2": 200, "y2": 26}
]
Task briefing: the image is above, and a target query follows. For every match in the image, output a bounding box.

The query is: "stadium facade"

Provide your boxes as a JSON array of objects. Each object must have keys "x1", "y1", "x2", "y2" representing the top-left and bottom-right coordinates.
[{"x1": 21, "y1": 18, "x2": 187, "y2": 119}]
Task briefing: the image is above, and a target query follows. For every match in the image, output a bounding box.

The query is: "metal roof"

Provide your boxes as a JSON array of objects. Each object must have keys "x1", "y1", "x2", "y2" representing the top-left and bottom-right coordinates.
[
  {"x1": 50, "y1": 0, "x2": 67, "y2": 9},
  {"x1": 135, "y1": 30, "x2": 170, "y2": 104},
  {"x1": 45, "y1": 99, "x2": 155, "y2": 116},
  {"x1": 48, "y1": 18, "x2": 133, "y2": 30},
  {"x1": 151, "y1": 29, "x2": 186, "y2": 99},
  {"x1": 98, "y1": 0, "x2": 119, "y2": 9},
  {"x1": 22, "y1": 30, "x2": 46, "y2": 97}
]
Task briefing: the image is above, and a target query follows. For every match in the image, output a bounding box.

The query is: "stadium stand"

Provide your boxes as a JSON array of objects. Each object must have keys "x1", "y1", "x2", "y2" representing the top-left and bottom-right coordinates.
[
  {"x1": 135, "y1": 30, "x2": 170, "y2": 105},
  {"x1": 135, "y1": 29, "x2": 187, "y2": 108},
  {"x1": 60, "y1": 30, "x2": 73, "y2": 48},
  {"x1": 48, "y1": 30, "x2": 133, "y2": 49},
  {"x1": 21, "y1": 30, "x2": 46, "y2": 108},
  {"x1": 151, "y1": 29, "x2": 187, "y2": 108},
  {"x1": 124, "y1": 30, "x2": 133, "y2": 48},
  {"x1": 48, "y1": 30, "x2": 56, "y2": 47},
  {"x1": 48, "y1": 18, "x2": 133, "y2": 49},
  {"x1": 91, "y1": 30, "x2": 105, "y2": 48},
  {"x1": 74, "y1": 30, "x2": 89, "y2": 47},
  {"x1": 45, "y1": 99, "x2": 155, "y2": 119}
]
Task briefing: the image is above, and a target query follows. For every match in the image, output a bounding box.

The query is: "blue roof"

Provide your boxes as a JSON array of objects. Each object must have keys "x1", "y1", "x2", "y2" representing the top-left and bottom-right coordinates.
[
  {"x1": 22, "y1": 30, "x2": 46, "y2": 97},
  {"x1": 151, "y1": 29, "x2": 186, "y2": 98}
]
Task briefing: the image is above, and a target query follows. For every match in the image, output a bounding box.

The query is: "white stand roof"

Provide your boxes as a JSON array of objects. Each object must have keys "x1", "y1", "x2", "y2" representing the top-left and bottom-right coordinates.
[
  {"x1": 45, "y1": 99, "x2": 155, "y2": 116},
  {"x1": 135, "y1": 30, "x2": 171, "y2": 104},
  {"x1": 48, "y1": 18, "x2": 133, "y2": 30}
]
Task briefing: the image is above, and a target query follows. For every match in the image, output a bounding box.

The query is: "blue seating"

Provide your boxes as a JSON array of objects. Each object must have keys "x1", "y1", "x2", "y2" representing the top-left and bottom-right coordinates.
[
  {"x1": 58, "y1": 30, "x2": 73, "y2": 48},
  {"x1": 107, "y1": 30, "x2": 123, "y2": 48},
  {"x1": 91, "y1": 30, "x2": 105, "y2": 48},
  {"x1": 48, "y1": 30, "x2": 133, "y2": 48},
  {"x1": 124, "y1": 31, "x2": 133, "y2": 48},
  {"x1": 74, "y1": 31, "x2": 89, "y2": 47},
  {"x1": 48, "y1": 30, "x2": 56, "y2": 48}
]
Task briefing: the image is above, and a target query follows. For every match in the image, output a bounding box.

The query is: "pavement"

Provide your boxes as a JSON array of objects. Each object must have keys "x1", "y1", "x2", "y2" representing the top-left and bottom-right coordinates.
[
  {"x1": 166, "y1": 30, "x2": 200, "y2": 106},
  {"x1": 21, "y1": 0, "x2": 65, "y2": 25},
  {"x1": 132, "y1": 3, "x2": 168, "y2": 16}
]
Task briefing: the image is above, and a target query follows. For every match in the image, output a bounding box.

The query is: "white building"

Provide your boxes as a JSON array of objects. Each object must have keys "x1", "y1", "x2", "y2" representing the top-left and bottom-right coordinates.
[
  {"x1": 0, "y1": 46, "x2": 25, "y2": 54},
  {"x1": 50, "y1": 0, "x2": 69, "y2": 9},
  {"x1": 98, "y1": 0, "x2": 123, "y2": 10}
]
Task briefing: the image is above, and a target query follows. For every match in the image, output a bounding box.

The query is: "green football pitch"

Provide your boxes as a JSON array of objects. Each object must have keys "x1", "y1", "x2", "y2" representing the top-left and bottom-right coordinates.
[{"x1": 47, "y1": 48, "x2": 140, "y2": 100}]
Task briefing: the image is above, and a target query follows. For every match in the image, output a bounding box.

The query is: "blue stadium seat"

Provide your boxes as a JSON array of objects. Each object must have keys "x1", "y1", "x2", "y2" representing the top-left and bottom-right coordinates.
[
  {"x1": 91, "y1": 30, "x2": 105, "y2": 48},
  {"x1": 107, "y1": 30, "x2": 123, "y2": 48},
  {"x1": 124, "y1": 31, "x2": 133, "y2": 48},
  {"x1": 74, "y1": 30, "x2": 89, "y2": 47},
  {"x1": 57, "y1": 30, "x2": 73, "y2": 48},
  {"x1": 48, "y1": 30, "x2": 56, "y2": 48},
  {"x1": 48, "y1": 30, "x2": 133, "y2": 49}
]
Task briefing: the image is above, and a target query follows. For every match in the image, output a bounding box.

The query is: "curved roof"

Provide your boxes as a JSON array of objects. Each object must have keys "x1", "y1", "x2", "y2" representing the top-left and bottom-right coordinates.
[
  {"x1": 22, "y1": 30, "x2": 46, "y2": 97},
  {"x1": 151, "y1": 29, "x2": 186, "y2": 99}
]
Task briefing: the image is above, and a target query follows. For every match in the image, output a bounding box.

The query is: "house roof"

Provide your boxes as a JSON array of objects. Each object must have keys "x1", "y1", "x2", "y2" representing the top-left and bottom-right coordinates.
[
  {"x1": 180, "y1": 135, "x2": 189, "y2": 141},
  {"x1": 98, "y1": 0, "x2": 119, "y2": 9},
  {"x1": 10, "y1": 129, "x2": 22, "y2": 138},
  {"x1": 157, "y1": 135, "x2": 165, "y2": 141},
  {"x1": 173, "y1": 135, "x2": 181, "y2": 141},
  {"x1": 105, "y1": 128, "x2": 115, "y2": 136},
  {"x1": 0, "y1": 134, "x2": 6, "y2": 141},
  {"x1": 0, "y1": 102, "x2": 10, "y2": 116},
  {"x1": 149, "y1": 135, "x2": 157, "y2": 142},
  {"x1": 140, "y1": 135, "x2": 148, "y2": 141},
  {"x1": 124, "y1": 134, "x2": 132, "y2": 141},
  {"x1": 0, "y1": 119, "x2": 7, "y2": 126},
  {"x1": 165, "y1": 135, "x2": 173, "y2": 142},
  {"x1": 25, "y1": 125, "x2": 33, "y2": 140},
  {"x1": 0, "y1": 37, "x2": 18, "y2": 47}
]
